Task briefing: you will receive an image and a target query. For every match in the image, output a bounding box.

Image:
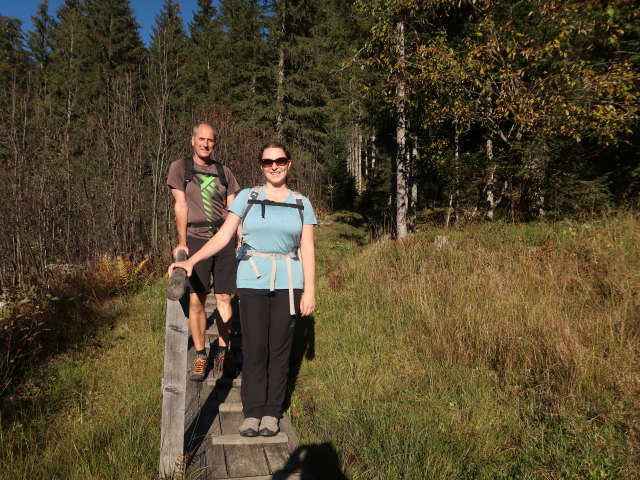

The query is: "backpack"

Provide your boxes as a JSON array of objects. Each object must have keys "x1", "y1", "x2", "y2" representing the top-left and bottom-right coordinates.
[
  {"x1": 241, "y1": 186, "x2": 304, "y2": 229},
  {"x1": 183, "y1": 156, "x2": 228, "y2": 191}
]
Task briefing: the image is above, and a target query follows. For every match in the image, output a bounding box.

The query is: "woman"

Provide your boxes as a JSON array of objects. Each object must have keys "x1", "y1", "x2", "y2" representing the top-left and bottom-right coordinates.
[{"x1": 168, "y1": 142, "x2": 316, "y2": 437}]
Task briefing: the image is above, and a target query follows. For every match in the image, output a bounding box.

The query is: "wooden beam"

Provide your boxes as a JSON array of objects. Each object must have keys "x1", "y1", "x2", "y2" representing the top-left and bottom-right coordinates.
[
  {"x1": 166, "y1": 250, "x2": 188, "y2": 300},
  {"x1": 159, "y1": 251, "x2": 190, "y2": 477},
  {"x1": 211, "y1": 433, "x2": 289, "y2": 445}
]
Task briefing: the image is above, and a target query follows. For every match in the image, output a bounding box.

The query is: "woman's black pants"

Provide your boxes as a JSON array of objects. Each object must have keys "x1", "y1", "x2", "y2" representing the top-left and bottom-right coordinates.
[{"x1": 238, "y1": 288, "x2": 301, "y2": 419}]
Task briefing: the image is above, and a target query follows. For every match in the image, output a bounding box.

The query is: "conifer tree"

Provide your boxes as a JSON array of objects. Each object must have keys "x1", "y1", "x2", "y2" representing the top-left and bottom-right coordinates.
[
  {"x1": 47, "y1": 0, "x2": 90, "y2": 258},
  {"x1": 271, "y1": 0, "x2": 329, "y2": 150},
  {"x1": 27, "y1": 1, "x2": 54, "y2": 72},
  {"x1": 83, "y1": 0, "x2": 145, "y2": 254},
  {"x1": 147, "y1": 0, "x2": 190, "y2": 252},
  {"x1": 189, "y1": 0, "x2": 224, "y2": 100},
  {"x1": 217, "y1": 0, "x2": 272, "y2": 125},
  {"x1": 0, "y1": 16, "x2": 32, "y2": 285}
]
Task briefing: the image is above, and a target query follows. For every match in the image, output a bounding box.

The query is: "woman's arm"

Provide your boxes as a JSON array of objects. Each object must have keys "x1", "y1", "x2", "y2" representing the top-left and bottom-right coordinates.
[
  {"x1": 299, "y1": 224, "x2": 316, "y2": 316},
  {"x1": 168, "y1": 212, "x2": 241, "y2": 277}
]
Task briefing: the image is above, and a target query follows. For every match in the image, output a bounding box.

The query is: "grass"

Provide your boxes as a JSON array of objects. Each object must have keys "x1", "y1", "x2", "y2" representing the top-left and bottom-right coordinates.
[
  {"x1": 290, "y1": 212, "x2": 639, "y2": 479},
  {"x1": 1, "y1": 212, "x2": 637, "y2": 479},
  {"x1": 0, "y1": 281, "x2": 166, "y2": 479}
]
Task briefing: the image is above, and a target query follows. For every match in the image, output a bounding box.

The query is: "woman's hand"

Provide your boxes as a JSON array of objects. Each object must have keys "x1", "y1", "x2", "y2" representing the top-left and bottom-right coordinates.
[
  {"x1": 167, "y1": 260, "x2": 193, "y2": 277},
  {"x1": 299, "y1": 290, "x2": 315, "y2": 317}
]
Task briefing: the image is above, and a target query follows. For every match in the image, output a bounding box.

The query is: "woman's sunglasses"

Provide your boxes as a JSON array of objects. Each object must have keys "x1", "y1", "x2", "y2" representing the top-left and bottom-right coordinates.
[{"x1": 259, "y1": 157, "x2": 289, "y2": 167}]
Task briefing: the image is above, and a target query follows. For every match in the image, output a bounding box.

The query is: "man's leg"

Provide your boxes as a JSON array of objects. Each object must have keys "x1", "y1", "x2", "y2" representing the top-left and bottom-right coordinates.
[
  {"x1": 214, "y1": 293, "x2": 233, "y2": 348},
  {"x1": 185, "y1": 236, "x2": 214, "y2": 382},
  {"x1": 188, "y1": 291, "x2": 208, "y2": 351}
]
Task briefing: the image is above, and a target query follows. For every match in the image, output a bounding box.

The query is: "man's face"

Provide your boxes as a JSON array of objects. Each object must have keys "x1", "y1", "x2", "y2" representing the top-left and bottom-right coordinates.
[{"x1": 191, "y1": 125, "x2": 216, "y2": 160}]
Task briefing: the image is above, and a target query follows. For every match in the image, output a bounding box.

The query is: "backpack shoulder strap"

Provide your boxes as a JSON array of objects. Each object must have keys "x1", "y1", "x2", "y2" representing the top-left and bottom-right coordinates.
[
  {"x1": 241, "y1": 186, "x2": 262, "y2": 228},
  {"x1": 213, "y1": 161, "x2": 228, "y2": 189},
  {"x1": 292, "y1": 191, "x2": 304, "y2": 224},
  {"x1": 183, "y1": 156, "x2": 194, "y2": 191}
]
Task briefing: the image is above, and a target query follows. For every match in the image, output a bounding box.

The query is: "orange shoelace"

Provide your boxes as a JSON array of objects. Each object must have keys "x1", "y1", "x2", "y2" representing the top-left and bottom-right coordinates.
[{"x1": 192, "y1": 357, "x2": 207, "y2": 375}]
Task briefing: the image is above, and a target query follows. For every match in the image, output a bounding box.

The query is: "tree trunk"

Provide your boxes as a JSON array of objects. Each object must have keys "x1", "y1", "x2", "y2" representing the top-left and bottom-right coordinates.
[
  {"x1": 527, "y1": 147, "x2": 546, "y2": 219},
  {"x1": 275, "y1": 1, "x2": 286, "y2": 136},
  {"x1": 485, "y1": 137, "x2": 497, "y2": 221},
  {"x1": 445, "y1": 130, "x2": 460, "y2": 229},
  {"x1": 407, "y1": 138, "x2": 418, "y2": 232},
  {"x1": 395, "y1": 19, "x2": 408, "y2": 239}
]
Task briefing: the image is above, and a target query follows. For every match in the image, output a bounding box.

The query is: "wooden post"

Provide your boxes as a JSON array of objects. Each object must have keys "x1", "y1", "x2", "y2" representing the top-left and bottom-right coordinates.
[{"x1": 159, "y1": 251, "x2": 189, "y2": 477}]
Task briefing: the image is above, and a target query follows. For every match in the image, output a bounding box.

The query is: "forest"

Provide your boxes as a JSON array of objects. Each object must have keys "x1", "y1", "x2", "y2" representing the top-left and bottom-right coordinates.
[{"x1": 1, "y1": 0, "x2": 638, "y2": 291}]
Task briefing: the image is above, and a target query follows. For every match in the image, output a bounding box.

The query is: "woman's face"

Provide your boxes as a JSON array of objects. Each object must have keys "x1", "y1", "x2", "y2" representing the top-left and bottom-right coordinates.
[{"x1": 260, "y1": 147, "x2": 291, "y2": 186}]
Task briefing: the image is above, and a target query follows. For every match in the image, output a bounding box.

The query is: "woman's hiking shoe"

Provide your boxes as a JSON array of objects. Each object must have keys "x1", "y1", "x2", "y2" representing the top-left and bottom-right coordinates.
[
  {"x1": 189, "y1": 356, "x2": 208, "y2": 382},
  {"x1": 239, "y1": 417, "x2": 260, "y2": 437},
  {"x1": 259, "y1": 416, "x2": 279, "y2": 437}
]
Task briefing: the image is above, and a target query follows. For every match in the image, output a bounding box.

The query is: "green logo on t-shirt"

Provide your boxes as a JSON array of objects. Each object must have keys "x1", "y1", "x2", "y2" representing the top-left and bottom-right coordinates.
[{"x1": 198, "y1": 174, "x2": 218, "y2": 222}]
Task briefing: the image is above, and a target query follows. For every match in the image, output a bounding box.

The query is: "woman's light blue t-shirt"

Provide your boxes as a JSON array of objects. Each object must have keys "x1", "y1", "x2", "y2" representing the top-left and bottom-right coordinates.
[{"x1": 229, "y1": 187, "x2": 317, "y2": 290}]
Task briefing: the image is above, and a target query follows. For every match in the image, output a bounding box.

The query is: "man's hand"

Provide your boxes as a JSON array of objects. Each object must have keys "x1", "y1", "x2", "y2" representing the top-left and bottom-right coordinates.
[{"x1": 172, "y1": 244, "x2": 189, "y2": 258}]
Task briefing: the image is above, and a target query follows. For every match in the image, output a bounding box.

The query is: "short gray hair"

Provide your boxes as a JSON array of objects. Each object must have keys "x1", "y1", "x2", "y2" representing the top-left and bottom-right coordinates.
[{"x1": 192, "y1": 121, "x2": 216, "y2": 137}]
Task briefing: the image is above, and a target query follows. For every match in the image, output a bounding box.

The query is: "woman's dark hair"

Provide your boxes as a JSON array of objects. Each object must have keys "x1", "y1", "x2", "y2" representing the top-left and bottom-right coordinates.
[{"x1": 258, "y1": 141, "x2": 291, "y2": 161}]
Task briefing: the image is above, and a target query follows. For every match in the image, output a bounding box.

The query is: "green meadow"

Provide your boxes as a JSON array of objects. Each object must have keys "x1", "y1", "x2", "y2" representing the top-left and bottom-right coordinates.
[{"x1": 1, "y1": 213, "x2": 638, "y2": 479}]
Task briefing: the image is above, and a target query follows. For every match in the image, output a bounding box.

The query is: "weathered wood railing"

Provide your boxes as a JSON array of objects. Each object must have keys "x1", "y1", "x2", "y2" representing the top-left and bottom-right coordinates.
[{"x1": 159, "y1": 251, "x2": 188, "y2": 477}]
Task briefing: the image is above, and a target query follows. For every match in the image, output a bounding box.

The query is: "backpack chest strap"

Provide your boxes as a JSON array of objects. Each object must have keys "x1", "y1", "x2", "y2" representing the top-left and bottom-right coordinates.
[{"x1": 247, "y1": 198, "x2": 304, "y2": 219}]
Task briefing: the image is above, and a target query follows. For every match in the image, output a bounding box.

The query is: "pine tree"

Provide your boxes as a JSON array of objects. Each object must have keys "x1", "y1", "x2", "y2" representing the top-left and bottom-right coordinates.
[
  {"x1": 217, "y1": 0, "x2": 273, "y2": 125},
  {"x1": 47, "y1": 0, "x2": 90, "y2": 258},
  {"x1": 26, "y1": 1, "x2": 54, "y2": 72},
  {"x1": 82, "y1": 0, "x2": 145, "y2": 254},
  {"x1": 147, "y1": 0, "x2": 191, "y2": 252},
  {"x1": 189, "y1": 0, "x2": 224, "y2": 100},
  {"x1": 272, "y1": 0, "x2": 329, "y2": 150},
  {"x1": 0, "y1": 16, "x2": 32, "y2": 285},
  {"x1": 84, "y1": 0, "x2": 143, "y2": 98}
]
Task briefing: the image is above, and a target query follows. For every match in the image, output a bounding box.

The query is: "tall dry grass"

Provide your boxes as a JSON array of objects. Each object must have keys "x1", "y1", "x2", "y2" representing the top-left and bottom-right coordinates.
[
  {"x1": 0, "y1": 282, "x2": 165, "y2": 479},
  {"x1": 292, "y1": 213, "x2": 639, "y2": 479}
]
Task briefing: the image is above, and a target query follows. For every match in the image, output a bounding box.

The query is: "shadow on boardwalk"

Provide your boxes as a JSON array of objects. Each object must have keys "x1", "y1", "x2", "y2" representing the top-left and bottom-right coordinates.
[{"x1": 274, "y1": 442, "x2": 350, "y2": 480}]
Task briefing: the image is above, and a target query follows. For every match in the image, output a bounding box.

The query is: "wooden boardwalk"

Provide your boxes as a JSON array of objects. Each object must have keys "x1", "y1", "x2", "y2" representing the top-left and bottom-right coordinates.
[{"x1": 161, "y1": 292, "x2": 312, "y2": 480}]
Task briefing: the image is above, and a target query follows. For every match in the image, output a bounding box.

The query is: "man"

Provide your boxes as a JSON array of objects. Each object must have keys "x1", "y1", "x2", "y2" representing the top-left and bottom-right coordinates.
[{"x1": 167, "y1": 122, "x2": 241, "y2": 381}]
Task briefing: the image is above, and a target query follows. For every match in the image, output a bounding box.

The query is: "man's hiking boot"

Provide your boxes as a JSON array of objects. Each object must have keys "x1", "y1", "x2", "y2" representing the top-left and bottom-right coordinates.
[
  {"x1": 259, "y1": 416, "x2": 279, "y2": 437},
  {"x1": 239, "y1": 417, "x2": 260, "y2": 437},
  {"x1": 189, "y1": 356, "x2": 208, "y2": 382},
  {"x1": 213, "y1": 351, "x2": 236, "y2": 379}
]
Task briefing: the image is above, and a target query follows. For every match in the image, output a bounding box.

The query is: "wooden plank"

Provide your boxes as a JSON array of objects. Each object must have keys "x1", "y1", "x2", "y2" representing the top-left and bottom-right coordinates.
[
  {"x1": 264, "y1": 442, "x2": 291, "y2": 473},
  {"x1": 215, "y1": 385, "x2": 242, "y2": 404},
  {"x1": 184, "y1": 348, "x2": 202, "y2": 432},
  {"x1": 225, "y1": 444, "x2": 270, "y2": 477},
  {"x1": 159, "y1": 293, "x2": 189, "y2": 476},
  {"x1": 225, "y1": 475, "x2": 302, "y2": 480},
  {"x1": 208, "y1": 376, "x2": 242, "y2": 388},
  {"x1": 218, "y1": 402, "x2": 243, "y2": 412},
  {"x1": 280, "y1": 415, "x2": 299, "y2": 454},
  {"x1": 220, "y1": 411, "x2": 245, "y2": 435},
  {"x1": 212, "y1": 433, "x2": 289, "y2": 445},
  {"x1": 203, "y1": 443, "x2": 229, "y2": 479},
  {"x1": 196, "y1": 394, "x2": 229, "y2": 480}
]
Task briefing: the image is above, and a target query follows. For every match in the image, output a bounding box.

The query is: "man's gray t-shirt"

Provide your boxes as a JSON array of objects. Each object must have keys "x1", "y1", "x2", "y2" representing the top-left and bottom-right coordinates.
[{"x1": 167, "y1": 157, "x2": 241, "y2": 240}]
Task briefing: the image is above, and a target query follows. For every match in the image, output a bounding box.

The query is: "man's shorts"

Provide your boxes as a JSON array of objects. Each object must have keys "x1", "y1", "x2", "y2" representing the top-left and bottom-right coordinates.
[{"x1": 186, "y1": 236, "x2": 237, "y2": 295}]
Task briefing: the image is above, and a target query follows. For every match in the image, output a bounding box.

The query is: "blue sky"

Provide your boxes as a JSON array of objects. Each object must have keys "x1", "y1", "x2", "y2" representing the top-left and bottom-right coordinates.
[{"x1": 1, "y1": 0, "x2": 218, "y2": 46}]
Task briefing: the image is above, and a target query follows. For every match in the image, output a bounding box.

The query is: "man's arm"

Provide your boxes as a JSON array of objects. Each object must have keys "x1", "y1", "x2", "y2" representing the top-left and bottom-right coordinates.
[{"x1": 171, "y1": 188, "x2": 189, "y2": 258}]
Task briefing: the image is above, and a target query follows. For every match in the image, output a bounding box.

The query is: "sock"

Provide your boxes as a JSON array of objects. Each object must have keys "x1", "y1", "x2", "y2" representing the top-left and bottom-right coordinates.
[{"x1": 196, "y1": 348, "x2": 207, "y2": 358}]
